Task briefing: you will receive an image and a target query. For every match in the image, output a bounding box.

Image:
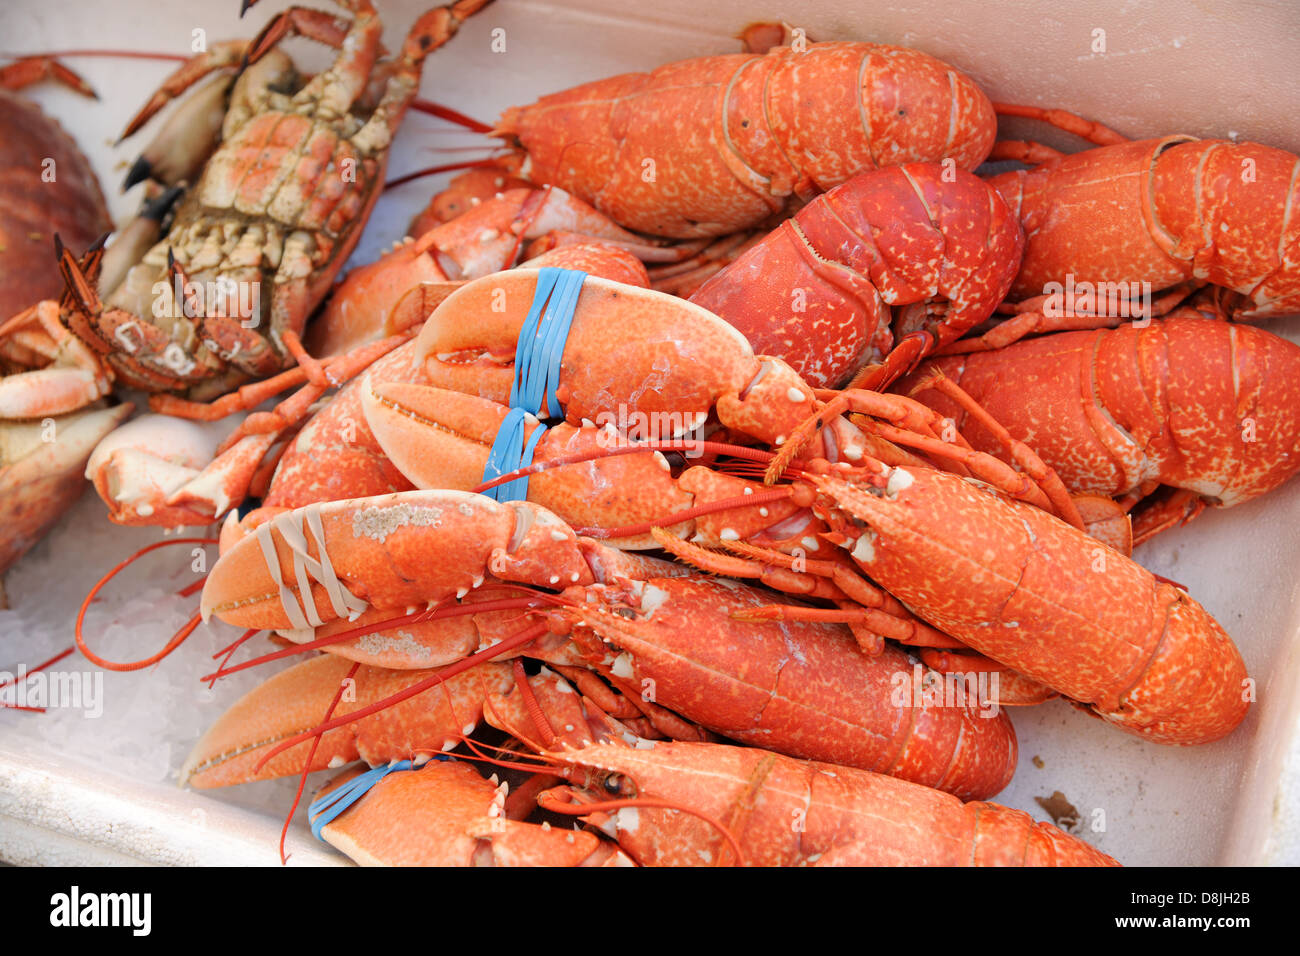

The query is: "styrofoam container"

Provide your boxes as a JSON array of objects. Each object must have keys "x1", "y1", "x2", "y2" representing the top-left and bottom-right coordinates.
[{"x1": 2, "y1": 0, "x2": 1299, "y2": 866}]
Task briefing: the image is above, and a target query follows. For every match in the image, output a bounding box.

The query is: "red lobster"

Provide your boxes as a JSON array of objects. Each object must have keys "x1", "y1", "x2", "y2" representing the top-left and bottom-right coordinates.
[
  {"x1": 906, "y1": 316, "x2": 1300, "y2": 544},
  {"x1": 492, "y1": 40, "x2": 997, "y2": 238},
  {"x1": 975, "y1": 135, "x2": 1300, "y2": 347},
  {"x1": 688, "y1": 163, "x2": 1023, "y2": 388},
  {"x1": 190, "y1": 491, "x2": 1019, "y2": 801}
]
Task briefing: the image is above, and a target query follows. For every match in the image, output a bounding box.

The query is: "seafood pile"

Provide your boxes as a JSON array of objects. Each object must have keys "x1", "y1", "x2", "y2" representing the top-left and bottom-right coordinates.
[{"x1": 3, "y1": 0, "x2": 1299, "y2": 866}]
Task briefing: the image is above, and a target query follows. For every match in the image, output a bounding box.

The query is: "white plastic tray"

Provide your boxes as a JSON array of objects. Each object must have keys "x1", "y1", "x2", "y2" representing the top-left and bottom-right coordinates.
[{"x1": 2, "y1": 0, "x2": 1298, "y2": 866}]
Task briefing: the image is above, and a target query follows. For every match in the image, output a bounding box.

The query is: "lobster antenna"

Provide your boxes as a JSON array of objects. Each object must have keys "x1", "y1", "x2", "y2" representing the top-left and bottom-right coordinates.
[
  {"x1": 0, "y1": 49, "x2": 190, "y2": 62},
  {"x1": 470, "y1": 438, "x2": 787, "y2": 496},
  {"x1": 279, "y1": 659, "x2": 360, "y2": 865},
  {"x1": 199, "y1": 592, "x2": 546, "y2": 683},
  {"x1": 409, "y1": 98, "x2": 492, "y2": 133},
  {"x1": 576, "y1": 488, "x2": 796, "y2": 540},
  {"x1": 384, "y1": 156, "x2": 506, "y2": 190},
  {"x1": 207, "y1": 629, "x2": 260, "y2": 690},
  {"x1": 75, "y1": 536, "x2": 218, "y2": 671}
]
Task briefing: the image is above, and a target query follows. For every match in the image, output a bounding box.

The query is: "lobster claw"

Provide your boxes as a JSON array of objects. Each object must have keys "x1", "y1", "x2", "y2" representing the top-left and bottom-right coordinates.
[
  {"x1": 360, "y1": 380, "x2": 695, "y2": 548},
  {"x1": 181, "y1": 654, "x2": 515, "y2": 788},
  {"x1": 310, "y1": 759, "x2": 631, "y2": 866}
]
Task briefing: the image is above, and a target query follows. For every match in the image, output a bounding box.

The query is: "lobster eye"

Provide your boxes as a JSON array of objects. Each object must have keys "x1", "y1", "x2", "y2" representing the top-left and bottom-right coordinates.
[{"x1": 602, "y1": 773, "x2": 633, "y2": 796}]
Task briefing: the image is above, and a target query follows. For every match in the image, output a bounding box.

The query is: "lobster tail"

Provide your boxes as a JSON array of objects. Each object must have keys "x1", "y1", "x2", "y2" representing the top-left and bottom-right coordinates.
[{"x1": 1097, "y1": 584, "x2": 1250, "y2": 745}]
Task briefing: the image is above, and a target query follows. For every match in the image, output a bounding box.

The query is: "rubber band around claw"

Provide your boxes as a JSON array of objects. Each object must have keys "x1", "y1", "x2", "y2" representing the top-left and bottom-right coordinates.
[
  {"x1": 307, "y1": 756, "x2": 454, "y2": 840},
  {"x1": 509, "y1": 266, "x2": 587, "y2": 416},
  {"x1": 480, "y1": 406, "x2": 548, "y2": 502},
  {"x1": 480, "y1": 266, "x2": 585, "y2": 500}
]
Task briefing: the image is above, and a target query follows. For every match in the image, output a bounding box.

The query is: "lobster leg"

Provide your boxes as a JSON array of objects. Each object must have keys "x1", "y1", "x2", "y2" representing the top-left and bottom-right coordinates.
[
  {"x1": 941, "y1": 286, "x2": 1202, "y2": 354},
  {"x1": 992, "y1": 102, "x2": 1128, "y2": 146},
  {"x1": 647, "y1": 527, "x2": 951, "y2": 656},
  {"x1": 768, "y1": 385, "x2": 1082, "y2": 527}
]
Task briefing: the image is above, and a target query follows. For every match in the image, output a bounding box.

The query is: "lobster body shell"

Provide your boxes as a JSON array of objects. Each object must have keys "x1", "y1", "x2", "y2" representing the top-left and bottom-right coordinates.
[
  {"x1": 818, "y1": 466, "x2": 1249, "y2": 745},
  {"x1": 556, "y1": 575, "x2": 1017, "y2": 801},
  {"x1": 549, "y1": 740, "x2": 1116, "y2": 866},
  {"x1": 908, "y1": 317, "x2": 1300, "y2": 512},
  {"x1": 498, "y1": 42, "x2": 996, "y2": 238},
  {"x1": 989, "y1": 136, "x2": 1300, "y2": 317},
  {"x1": 689, "y1": 164, "x2": 1024, "y2": 387}
]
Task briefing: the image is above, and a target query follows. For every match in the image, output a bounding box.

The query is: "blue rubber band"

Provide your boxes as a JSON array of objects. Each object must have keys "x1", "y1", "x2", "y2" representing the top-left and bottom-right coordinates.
[
  {"x1": 481, "y1": 406, "x2": 548, "y2": 502},
  {"x1": 509, "y1": 267, "x2": 587, "y2": 416},
  {"x1": 308, "y1": 755, "x2": 452, "y2": 841}
]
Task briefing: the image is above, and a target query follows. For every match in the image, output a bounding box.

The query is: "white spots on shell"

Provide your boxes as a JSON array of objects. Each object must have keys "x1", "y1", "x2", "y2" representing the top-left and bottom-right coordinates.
[
  {"x1": 327, "y1": 755, "x2": 346, "y2": 768},
  {"x1": 549, "y1": 575, "x2": 560, "y2": 585},
  {"x1": 611, "y1": 651, "x2": 636, "y2": 678},
  {"x1": 720, "y1": 528, "x2": 740, "y2": 541},
  {"x1": 759, "y1": 507, "x2": 769, "y2": 517},
  {"x1": 851, "y1": 531, "x2": 877, "y2": 563},
  {"x1": 886, "y1": 468, "x2": 914, "y2": 497},
  {"x1": 653, "y1": 451, "x2": 671, "y2": 471},
  {"x1": 843, "y1": 444, "x2": 863, "y2": 462},
  {"x1": 617, "y1": 807, "x2": 640, "y2": 834},
  {"x1": 352, "y1": 503, "x2": 444, "y2": 541},
  {"x1": 801, "y1": 535, "x2": 820, "y2": 552},
  {"x1": 639, "y1": 583, "x2": 669, "y2": 617},
  {"x1": 462, "y1": 722, "x2": 476, "y2": 735},
  {"x1": 550, "y1": 530, "x2": 568, "y2": 542},
  {"x1": 742, "y1": 486, "x2": 753, "y2": 495},
  {"x1": 570, "y1": 572, "x2": 580, "y2": 582},
  {"x1": 357, "y1": 629, "x2": 433, "y2": 662},
  {"x1": 787, "y1": 387, "x2": 806, "y2": 403}
]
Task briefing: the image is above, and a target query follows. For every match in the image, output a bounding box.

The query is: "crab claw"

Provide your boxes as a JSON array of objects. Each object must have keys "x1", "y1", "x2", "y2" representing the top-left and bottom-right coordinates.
[
  {"x1": 86, "y1": 412, "x2": 275, "y2": 527},
  {"x1": 181, "y1": 654, "x2": 514, "y2": 788},
  {"x1": 0, "y1": 402, "x2": 133, "y2": 586}
]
